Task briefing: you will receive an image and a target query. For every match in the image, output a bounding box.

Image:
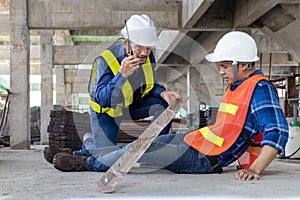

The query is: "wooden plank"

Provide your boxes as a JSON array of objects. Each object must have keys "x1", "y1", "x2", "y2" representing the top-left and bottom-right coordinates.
[{"x1": 97, "y1": 100, "x2": 181, "y2": 193}]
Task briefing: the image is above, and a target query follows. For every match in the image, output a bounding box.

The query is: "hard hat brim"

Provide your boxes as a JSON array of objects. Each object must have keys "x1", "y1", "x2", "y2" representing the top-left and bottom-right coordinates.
[
  {"x1": 205, "y1": 53, "x2": 219, "y2": 62},
  {"x1": 205, "y1": 53, "x2": 259, "y2": 63}
]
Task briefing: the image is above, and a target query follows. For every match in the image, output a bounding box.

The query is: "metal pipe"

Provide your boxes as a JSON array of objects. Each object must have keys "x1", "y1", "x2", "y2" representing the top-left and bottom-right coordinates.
[
  {"x1": 259, "y1": 52, "x2": 262, "y2": 70},
  {"x1": 269, "y1": 53, "x2": 272, "y2": 79},
  {"x1": 187, "y1": 65, "x2": 190, "y2": 114}
]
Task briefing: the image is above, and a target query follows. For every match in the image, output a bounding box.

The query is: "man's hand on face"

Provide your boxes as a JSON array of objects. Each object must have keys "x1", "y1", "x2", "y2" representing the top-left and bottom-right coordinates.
[{"x1": 119, "y1": 55, "x2": 142, "y2": 78}]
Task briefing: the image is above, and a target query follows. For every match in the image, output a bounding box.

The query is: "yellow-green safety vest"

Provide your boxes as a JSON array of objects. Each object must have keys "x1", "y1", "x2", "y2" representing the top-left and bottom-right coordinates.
[{"x1": 89, "y1": 49, "x2": 155, "y2": 117}]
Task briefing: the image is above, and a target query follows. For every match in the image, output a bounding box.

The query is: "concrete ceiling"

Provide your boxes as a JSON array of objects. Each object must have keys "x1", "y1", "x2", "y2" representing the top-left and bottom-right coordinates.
[
  {"x1": 157, "y1": 0, "x2": 300, "y2": 65},
  {"x1": 1, "y1": 0, "x2": 300, "y2": 60},
  {"x1": 1, "y1": 0, "x2": 300, "y2": 81}
]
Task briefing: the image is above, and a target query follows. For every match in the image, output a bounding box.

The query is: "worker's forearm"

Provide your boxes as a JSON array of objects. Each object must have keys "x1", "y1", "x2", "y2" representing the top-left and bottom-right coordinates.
[{"x1": 249, "y1": 145, "x2": 278, "y2": 174}]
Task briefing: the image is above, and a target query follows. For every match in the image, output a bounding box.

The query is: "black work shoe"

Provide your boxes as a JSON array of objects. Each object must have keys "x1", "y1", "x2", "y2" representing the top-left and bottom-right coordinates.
[
  {"x1": 43, "y1": 146, "x2": 73, "y2": 164},
  {"x1": 53, "y1": 153, "x2": 87, "y2": 172}
]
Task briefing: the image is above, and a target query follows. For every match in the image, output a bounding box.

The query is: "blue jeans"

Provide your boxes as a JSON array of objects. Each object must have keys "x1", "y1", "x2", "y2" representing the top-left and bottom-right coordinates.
[
  {"x1": 85, "y1": 133, "x2": 223, "y2": 174},
  {"x1": 88, "y1": 95, "x2": 171, "y2": 149}
]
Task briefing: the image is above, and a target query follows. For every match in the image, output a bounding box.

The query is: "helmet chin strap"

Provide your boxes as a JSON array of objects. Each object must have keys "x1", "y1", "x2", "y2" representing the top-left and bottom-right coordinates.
[{"x1": 232, "y1": 61, "x2": 238, "y2": 83}]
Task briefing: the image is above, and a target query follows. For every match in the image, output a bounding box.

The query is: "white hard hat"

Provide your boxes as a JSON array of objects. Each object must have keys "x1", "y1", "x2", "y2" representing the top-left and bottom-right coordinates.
[
  {"x1": 121, "y1": 14, "x2": 158, "y2": 47},
  {"x1": 205, "y1": 31, "x2": 259, "y2": 63}
]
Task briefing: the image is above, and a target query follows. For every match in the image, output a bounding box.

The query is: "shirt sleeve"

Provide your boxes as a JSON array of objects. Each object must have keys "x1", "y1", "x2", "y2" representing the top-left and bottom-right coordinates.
[
  {"x1": 93, "y1": 57, "x2": 127, "y2": 108},
  {"x1": 250, "y1": 80, "x2": 289, "y2": 153}
]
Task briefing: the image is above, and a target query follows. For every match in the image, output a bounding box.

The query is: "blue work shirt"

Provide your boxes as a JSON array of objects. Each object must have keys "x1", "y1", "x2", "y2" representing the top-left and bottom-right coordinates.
[
  {"x1": 218, "y1": 70, "x2": 289, "y2": 167},
  {"x1": 91, "y1": 43, "x2": 166, "y2": 109}
]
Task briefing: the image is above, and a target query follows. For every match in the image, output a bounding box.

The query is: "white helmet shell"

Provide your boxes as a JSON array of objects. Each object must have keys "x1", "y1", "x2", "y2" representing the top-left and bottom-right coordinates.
[
  {"x1": 205, "y1": 31, "x2": 259, "y2": 63},
  {"x1": 121, "y1": 14, "x2": 158, "y2": 47}
]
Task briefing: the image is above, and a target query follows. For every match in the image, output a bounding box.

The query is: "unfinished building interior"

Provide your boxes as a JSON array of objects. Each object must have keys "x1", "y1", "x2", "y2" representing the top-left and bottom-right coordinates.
[{"x1": 1, "y1": 0, "x2": 300, "y2": 199}]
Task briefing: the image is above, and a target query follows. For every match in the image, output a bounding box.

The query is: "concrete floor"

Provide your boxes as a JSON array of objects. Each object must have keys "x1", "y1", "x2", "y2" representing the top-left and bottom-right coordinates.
[{"x1": 1, "y1": 145, "x2": 300, "y2": 200}]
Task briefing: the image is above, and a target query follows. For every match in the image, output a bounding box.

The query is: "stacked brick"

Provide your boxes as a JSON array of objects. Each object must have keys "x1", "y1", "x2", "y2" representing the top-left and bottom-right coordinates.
[
  {"x1": 47, "y1": 106, "x2": 91, "y2": 150},
  {"x1": 47, "y1": 105, "x2": 149, "y2": 149},
  {"x1": 118, "y1": 120, "x2": 150, "y2": 143}
]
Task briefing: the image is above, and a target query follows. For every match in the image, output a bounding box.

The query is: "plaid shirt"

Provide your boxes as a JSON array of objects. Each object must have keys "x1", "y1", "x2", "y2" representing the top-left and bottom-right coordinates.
[{"x1": 217, "y1": 70, "x2": 289, "y2": 167}]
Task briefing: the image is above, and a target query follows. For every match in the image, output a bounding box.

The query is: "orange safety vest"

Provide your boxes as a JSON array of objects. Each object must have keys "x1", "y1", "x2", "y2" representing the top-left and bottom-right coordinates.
[{"x1": 184, "y1": 74, "x2": 268, "y2": 156}]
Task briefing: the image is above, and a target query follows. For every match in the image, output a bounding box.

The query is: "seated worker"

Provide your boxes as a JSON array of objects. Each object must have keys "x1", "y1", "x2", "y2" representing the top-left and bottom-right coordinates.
[
  {"x1": 43, "y1": 14, "x2": 180, "y2": 163},
  {"x1": 52, "y1": 31, "x2": 288, "y2": 181}
]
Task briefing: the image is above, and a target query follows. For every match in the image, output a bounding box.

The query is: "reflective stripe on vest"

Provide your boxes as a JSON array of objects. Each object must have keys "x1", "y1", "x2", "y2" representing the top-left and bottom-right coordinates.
[
  {"x1": 88, "y1": 99, "x2": 123, "y2": 117},
  {"x1": 199, "y1": 127, "x2": 224, "y2": 147},
  {"x1": 184, "y1": 74, "x2": 268, "y2": 155},
  {"x1": 218, "y1": 103, "x2": 238, "y2": 115},
  {"x1": 89, "y1": 58, "x2": 98, "y2": 97},
  {"x1": 101, "y1": 50, "x2": 133, "y2": 107},
  {"x1": 89, "y1": 49, "x2": 154, "y2": 117},
  {"x1": 141, "y1": 61, "x2": 154, "y2": 97}
]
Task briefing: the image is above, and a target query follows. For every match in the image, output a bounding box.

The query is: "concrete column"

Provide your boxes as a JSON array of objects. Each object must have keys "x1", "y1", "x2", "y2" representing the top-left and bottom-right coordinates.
[
  {"x1": 9, "y1": 0, "x2": 30, "y2": 149},
  {"x1": 40, "y1": 30, "x2": 54, "y2": 145},
  {"x1": 186, "y1": 65, "x2": 190, "y2": 114},
  {"x1": 285, "y1": 76, "x2": 296, "y2": 117},
  {"x1": 55, "y1": 65, "x2": 66, "y2": 106},
  {"x1": 65, "y1": 82, "x2": 73, "y2": 109}
]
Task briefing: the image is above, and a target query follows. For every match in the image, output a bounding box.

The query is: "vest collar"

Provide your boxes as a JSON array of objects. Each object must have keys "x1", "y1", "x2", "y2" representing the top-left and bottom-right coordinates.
[{"x1": 230, "y1": 70, "x2": 264, "y2": 91}]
